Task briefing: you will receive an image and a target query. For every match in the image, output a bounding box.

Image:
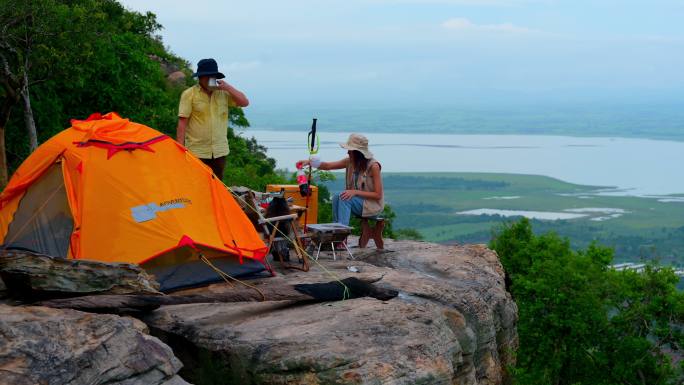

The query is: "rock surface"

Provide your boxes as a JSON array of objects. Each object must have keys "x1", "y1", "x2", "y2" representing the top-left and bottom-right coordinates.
[
  {"x1": 0, "y1": 239, "x2": 517, "y2": 384},
  {"x1": 167, "y1": 71, "x2": 186, "y2": 85},
  {"x1": 144, "y1": 239, "x2": 518, "y2": 385},
  {"x1": 0, "y1": 250, "x2": 160, "y2": 299},
  {"x1": 0, "y1": 304, "x2": 188, "y2": 385}
]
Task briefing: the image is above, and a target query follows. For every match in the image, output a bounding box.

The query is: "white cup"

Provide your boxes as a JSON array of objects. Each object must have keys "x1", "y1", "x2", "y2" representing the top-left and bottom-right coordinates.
[{"x1": 208, "y1": 78, "x2": 220, "y2": 90}]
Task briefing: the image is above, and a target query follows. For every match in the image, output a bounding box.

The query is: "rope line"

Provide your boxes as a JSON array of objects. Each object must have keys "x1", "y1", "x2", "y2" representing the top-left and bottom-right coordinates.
[{"x1": 199, "y1": 253, "x2": 266, "y2": 301}]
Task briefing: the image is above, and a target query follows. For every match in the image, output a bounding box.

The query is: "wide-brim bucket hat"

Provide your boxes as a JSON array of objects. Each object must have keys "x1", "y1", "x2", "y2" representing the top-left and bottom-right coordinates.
[
  {"x1": 340, "y1": 133, "x2": 373, "y2": 159},
  {"x1": 193, "y1": 58, "x2": 225, "y2": 79}
]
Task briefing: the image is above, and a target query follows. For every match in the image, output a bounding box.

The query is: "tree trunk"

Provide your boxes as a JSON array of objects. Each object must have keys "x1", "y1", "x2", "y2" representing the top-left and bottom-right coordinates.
[
  {"x1": 0, "y1": 45, "x2": 23, "y2": 187},
  {"x1": 0, "y1": 100, "x2": 14, "y2": 187},
  {"x1": 0, "y1": 124, "x2": 7, "y2": 187},
  {"x1": 21, "y1": 72, "x2": 38, "y2": 152}
]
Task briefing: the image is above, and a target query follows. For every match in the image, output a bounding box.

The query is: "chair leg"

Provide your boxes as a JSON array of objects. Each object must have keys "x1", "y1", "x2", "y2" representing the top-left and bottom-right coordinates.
[
  {"x1": 265, "y1": 224, "x2": 278, "y2": 261},
  {"x1": 359, "y1": 219, "x2": 371, "y2": 248},
  {"x1": 343, "y1": 241, "x2": 354, "y2": 260},
  {"x1": 315, "y1": 242, "x2": 322, "y2": 260},
  {"x1": 290, "y1": 221, "x2": 309, "y2": 271},
  {"x1": 373, "y1": 220, "x2": 385, "y2": 249},
  {"x1": 331, "y1": 242, "x2": 336, "y2": 261}
]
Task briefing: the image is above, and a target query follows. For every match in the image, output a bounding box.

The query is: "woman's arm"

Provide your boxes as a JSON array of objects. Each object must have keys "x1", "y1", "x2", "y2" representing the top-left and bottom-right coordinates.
[
  {"x1": 297, "y1": 157, "x2": 349, "y2": 170},
  {"x1": 340, "y1": 163, "x2": 383, "y2": 200}
]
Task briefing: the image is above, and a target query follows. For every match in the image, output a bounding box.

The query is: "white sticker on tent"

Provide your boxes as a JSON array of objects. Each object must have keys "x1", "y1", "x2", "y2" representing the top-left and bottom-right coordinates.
[{"x1": 131, "y1": 201, "x2": 187, "y2": 223}]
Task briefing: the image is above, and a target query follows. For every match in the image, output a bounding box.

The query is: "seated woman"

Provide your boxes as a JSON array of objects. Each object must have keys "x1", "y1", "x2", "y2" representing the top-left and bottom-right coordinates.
[{"x1": 299, "y1": 133, "x2": 384, "y2": 226}]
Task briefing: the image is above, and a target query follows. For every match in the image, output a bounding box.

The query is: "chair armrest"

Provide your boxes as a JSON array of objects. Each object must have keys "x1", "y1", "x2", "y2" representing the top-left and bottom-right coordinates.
[{"x1": 258, "y1": 213, "x2": 299, "y2": 224}]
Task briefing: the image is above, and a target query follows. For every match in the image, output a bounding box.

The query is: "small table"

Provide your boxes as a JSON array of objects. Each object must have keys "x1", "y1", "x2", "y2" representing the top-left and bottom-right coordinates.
[{"x1": 306, "y1": 223, "x2": 354, "y2": 261}]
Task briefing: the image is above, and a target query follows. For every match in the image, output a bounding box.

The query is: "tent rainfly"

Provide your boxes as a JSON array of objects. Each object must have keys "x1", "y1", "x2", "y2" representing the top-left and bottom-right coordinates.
[{"x1": 0, "y1": 112, "x2": 270, "y2": 291}]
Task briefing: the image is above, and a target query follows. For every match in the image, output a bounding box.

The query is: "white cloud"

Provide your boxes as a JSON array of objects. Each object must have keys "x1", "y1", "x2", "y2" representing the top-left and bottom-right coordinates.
[{"x1": 442, "y1": 17, "x2": 537, "y2": 34}]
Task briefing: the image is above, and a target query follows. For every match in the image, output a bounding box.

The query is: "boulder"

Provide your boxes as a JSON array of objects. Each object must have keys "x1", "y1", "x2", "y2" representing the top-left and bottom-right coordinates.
[
  {"x1": 148, "y1": 54, "x2": 181, "y2": 75},
  {"x1": 0, "y1": 304, "x2": 189, "y2": 385},
  {"x1": 167, "y1": 71, "x2": 186, "y2": 85},
  {"x1": 143, "y1": 239, "x2": 518, "y2": 385},
  {"x1": 0, "y1": 250, "x2": 160, "y2": 300}
]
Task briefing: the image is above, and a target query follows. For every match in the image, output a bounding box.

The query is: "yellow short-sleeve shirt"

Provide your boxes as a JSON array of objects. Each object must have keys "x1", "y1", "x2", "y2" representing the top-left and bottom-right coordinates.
[{"x1": 178, "y1": 85, "x2": 236, "y2": 159}]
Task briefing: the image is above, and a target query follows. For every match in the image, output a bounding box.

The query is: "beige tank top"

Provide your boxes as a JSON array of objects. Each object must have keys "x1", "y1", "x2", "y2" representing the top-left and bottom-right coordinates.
[{"x1": 345, "y1": 158, "x2": 384, "y2": 217}]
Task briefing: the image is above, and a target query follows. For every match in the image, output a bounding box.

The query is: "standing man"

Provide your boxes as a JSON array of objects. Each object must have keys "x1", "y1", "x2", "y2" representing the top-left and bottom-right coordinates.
[{"x1": 176, "y1": 58, "x2": 249, "y2": 178}]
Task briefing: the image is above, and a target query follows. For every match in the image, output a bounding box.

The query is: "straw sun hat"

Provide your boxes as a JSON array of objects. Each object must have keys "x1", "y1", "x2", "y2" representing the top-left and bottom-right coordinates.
[{"x1": 340, "y1": 133, "x2": 373, "y2": 159}]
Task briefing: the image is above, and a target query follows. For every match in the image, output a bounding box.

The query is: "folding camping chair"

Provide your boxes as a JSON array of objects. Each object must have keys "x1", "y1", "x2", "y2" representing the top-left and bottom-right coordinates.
[
  {"x1": 258, "y1": 212, "x2": 309, "y2": 271},
  {"x1": 232, "y1": 187, "x2": 310, "y2": 271},
  {"x1": 233, "y1": 188, "x2": 309, "y2": 272}
]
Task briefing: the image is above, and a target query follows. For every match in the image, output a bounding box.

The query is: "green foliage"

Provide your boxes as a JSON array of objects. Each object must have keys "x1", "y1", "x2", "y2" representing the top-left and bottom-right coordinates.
[
  {"x1": 324, "y1": 173, "x2": 508, "y2": 193},
  {"x1": 313, "y1": 170, "x2": 335, "y2": 223},
  {"x1": 379, "y1": 172, "x2": 684, "y2": 265},
  {"x1": 380, "y1": 205, "x2": 397, "y2": 239},
  {"x1": 491, "y1": 218, "x2": 684, "y2": 385},
  {"x1": 2, "y1": 0, "x2": 283, "y2": 196},
  {"x1": 229, "y1": 105, "x2": 250, "y2": 129},
  {"x1": 3, "y1": 0, "x2": 191, "y2": 173},
  {"x1": 3, "y1": 1, "x2": 274, "y2": 189},
  {"x1": 382, "y1": 175, "x2": 508, "y2": 190}
]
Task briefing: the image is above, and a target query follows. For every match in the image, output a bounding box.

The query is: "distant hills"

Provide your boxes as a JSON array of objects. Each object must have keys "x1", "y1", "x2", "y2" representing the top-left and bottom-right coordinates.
[{"x1": 249, "y1": 103, "x2": 684, "y2": 142}]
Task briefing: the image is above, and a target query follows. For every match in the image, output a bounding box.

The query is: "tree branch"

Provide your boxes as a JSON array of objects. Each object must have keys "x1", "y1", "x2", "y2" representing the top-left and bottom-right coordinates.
[
  {"x1": 28, "y1": 77, "x2": 48, "y2": 87},
  {"x1": 0, "y1": 12, "x2": 22, "y2": 38}
]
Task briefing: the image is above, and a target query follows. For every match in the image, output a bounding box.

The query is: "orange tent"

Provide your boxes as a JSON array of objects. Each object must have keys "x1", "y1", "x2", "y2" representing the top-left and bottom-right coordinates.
[{"x1": 0, "y1": 112, "x2": 269, "y2": 291}]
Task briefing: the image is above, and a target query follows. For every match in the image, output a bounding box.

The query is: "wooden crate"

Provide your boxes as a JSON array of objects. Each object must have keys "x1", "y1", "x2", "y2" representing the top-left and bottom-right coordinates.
[{"x1": 266, "y1": 184, "x2": 318, "y2": 227}]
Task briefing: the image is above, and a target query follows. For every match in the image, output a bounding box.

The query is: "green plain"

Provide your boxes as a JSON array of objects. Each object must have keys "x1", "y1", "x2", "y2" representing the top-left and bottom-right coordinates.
[{"x1": 325, "y1": 172, "x2": 684, "y2": 265}]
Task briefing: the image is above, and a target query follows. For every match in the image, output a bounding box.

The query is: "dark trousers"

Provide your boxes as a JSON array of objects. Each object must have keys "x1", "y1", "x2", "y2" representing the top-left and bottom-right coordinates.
[{"x1": 200, "y1": 156, "x2": 226, "y2": 178}]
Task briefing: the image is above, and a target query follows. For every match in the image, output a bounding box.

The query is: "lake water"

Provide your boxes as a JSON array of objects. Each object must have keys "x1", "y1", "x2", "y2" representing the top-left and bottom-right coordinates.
[
  {"x1": 455, "y1": 207, "x2": 628, "y2": 221},
  {"x1": 457, "y1": 209, "x2": 589, "y2": 220},
  {"x1": 247, "y1": 130, "x2": 684, "y2": 196}
]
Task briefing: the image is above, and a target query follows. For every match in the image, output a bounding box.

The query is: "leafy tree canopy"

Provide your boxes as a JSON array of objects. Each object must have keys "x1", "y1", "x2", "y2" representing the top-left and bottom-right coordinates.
[
  {"x1": 2, "y1": 0, "x2": 192, "y2": 175},
  {"x1": 491, "y1": 218, "x2": 684, "y2": 385}
]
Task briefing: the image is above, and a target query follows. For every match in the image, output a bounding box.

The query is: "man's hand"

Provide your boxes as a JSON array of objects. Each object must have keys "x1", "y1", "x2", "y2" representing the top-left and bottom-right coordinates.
[
  {"x1": 217, "y1": 80, "x2": 249, "y2": 107},
  {"x1": 217, "y1": 79, "x2": 231, "y2": 92},
  {"x1": 340, "y1": 190, "x2": 357, "y2": 200}
]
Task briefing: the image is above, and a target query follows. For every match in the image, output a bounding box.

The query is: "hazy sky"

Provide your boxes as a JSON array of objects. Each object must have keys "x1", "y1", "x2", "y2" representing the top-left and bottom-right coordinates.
[{"x1": 119, "y1": 0, "x2": 684, "y2": 107}]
